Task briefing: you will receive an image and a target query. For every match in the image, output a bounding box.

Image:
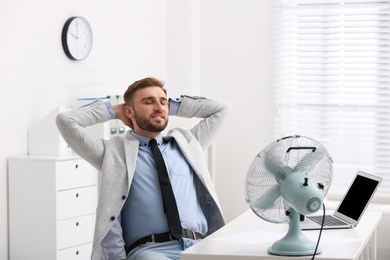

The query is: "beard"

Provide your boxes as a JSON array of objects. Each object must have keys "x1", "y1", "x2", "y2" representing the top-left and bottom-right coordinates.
[{"x1": 134, "y1": 111, "x2": 168, "y2": 132}]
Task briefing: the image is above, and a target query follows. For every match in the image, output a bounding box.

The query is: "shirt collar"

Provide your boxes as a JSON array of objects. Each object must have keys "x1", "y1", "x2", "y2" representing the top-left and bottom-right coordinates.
[{"x1": 131, "y1": 131, "x2": 164, "y2": 147}]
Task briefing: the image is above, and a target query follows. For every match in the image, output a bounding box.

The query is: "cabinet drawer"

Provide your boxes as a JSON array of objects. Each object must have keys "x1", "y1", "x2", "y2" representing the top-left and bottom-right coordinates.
[
  {"x1": 57, "y1": 214, "x2": 95, "y2": 249},
  {"x1": 56, "y1": 159, "x2": 97, "y2": 190},
  {"x1": 57, "y1": 186, "x2": 98, "y2": 220},
  {"x1": 57, "y1": 243, "x2": 93, "y2": 260}
]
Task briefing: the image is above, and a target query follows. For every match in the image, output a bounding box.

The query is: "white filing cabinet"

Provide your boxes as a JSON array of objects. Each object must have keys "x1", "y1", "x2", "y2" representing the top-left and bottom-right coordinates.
[{"x1": 8, "y1": 155, "x2": 98, "y2": 260}]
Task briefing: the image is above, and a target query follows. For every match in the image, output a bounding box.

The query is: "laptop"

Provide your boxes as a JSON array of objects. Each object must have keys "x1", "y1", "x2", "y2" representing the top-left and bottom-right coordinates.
[{"x1": 301, "y1": 171, "x2": 382, "y2": 230}]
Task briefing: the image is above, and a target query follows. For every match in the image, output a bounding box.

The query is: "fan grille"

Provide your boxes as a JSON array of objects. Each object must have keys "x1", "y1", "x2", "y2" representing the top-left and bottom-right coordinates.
[{"x1": 245, "y1": 135, "x2": 333, "y2": 223}]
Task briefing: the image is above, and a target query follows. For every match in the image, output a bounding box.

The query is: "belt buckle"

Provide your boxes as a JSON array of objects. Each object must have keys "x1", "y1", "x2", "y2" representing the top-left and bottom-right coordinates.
[
  {"x1": 183, "y1": 229, "x2": 197, "y2": 240},
  {"x1": 151, "y1": 234, "x2": 155, "y2": 242},
  {"x1": 168, "y1": 233, "x2": 174, "y2": 241},
  {"x1": 191, "y1": 230, "x2": 196, "y2": 240}
]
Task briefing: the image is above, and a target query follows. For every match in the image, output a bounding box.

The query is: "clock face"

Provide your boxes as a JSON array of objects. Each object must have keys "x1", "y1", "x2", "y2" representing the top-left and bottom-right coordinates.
[{"x1": 62, "y1": 17, "x2": 93, "y2": 60}]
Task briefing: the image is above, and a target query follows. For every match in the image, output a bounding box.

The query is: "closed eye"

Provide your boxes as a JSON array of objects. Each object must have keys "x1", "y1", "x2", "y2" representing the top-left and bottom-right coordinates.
[{"x1": 142, "y1": 97, "x2": 168, "y2": 106}]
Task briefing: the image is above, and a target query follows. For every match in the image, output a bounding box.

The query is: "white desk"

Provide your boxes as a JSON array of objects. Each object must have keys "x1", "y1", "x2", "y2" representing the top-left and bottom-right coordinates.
[{"x1": 181, "y1": 210, "x2": 382, "y2": 260}]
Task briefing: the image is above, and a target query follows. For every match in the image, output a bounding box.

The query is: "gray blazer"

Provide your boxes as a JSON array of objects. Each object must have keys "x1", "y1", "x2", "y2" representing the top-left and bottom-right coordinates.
[{"x1": 56, "y1": 95, "x2": 231, "y2": 259}]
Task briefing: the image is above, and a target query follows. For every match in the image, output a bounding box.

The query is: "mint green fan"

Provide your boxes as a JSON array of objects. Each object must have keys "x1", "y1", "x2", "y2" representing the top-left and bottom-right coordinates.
[{"x1": 245, "y1": 135, "x2": 333, "y2": 256}]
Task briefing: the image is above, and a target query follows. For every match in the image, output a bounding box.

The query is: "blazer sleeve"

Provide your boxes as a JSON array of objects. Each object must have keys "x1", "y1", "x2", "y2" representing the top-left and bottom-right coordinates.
[
  {"x1": 176, "y1": 95, "x2": 232, "y2": 149},
  {"x1": 56, "y1": 99, "x2": 110, "y2": 170}
]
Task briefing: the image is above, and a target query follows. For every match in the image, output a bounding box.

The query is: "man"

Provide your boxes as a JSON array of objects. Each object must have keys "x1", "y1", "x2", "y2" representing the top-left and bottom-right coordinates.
[{"x1": 56, "y1": 77, "x2": 231, "y2": 260}]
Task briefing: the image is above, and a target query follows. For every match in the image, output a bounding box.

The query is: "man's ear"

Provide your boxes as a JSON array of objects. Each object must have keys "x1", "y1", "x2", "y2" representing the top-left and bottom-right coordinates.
[
  {"x1": 124, "y1": 105, "x2": 133, "y2": 119},
  {"x1": 123, "y1": 105, "x2": 135, "y2": 129}
]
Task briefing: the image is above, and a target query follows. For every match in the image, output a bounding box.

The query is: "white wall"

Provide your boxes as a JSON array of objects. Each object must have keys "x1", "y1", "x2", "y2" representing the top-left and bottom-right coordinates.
[
  {"x1": 166, "y1": 0, "x2": 276, "y2": 222},
  {"x1": 167, "y1": 0, "x2": 276, "y2": 223},
  {"x1": 198, "y1": 0, "x2": 275, "y2": 223},
  {"x1": 166, "y1": 0, "x2": 274, "y2": 223}
]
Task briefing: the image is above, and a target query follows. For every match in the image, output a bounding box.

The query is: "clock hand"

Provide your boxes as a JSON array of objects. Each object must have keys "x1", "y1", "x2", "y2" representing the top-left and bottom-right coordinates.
[
  {"x1": 70, "y1": 32, "x2": 78, "y2": 39},
  {"x1": 76, "y1": 21, "x2": 79, "y2": 39}
]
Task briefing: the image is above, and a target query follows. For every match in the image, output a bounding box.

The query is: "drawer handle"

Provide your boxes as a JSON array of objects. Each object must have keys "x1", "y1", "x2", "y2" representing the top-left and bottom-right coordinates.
[
  {"x1": 76, "y1": 250, "x2": 79, "y2": 255},
  {"x1": 76, "y1": 222, "x2": 79, "y2": 227},
  {"x1": 75, "y1": 164, "x2": 79, "y2": 169},
  {"x1": 76, "y1": 193, "x2": 79, "y2": 198}
]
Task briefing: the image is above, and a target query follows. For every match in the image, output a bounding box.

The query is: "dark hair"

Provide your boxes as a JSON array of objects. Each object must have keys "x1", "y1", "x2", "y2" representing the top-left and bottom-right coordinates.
[{"x1": 123, "y1": 77, "x2": 166, "y2": 105}]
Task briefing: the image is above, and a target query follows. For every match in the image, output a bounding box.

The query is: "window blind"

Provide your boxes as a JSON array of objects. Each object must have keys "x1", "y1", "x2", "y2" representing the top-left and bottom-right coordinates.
[{"x1": 273, "y1": 0, "x2": 390, "y2": 202}]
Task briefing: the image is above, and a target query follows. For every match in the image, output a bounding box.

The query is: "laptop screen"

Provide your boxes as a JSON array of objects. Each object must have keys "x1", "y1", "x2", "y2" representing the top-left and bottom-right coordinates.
[{"x1": 336, "y1": 171, "x2": 382, "y2": 221}]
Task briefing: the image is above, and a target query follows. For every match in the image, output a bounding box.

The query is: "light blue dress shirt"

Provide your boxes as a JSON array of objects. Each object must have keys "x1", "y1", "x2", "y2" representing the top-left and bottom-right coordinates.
[{"x1": 105, "y1": 97, "x2": 208, "y2": 249}]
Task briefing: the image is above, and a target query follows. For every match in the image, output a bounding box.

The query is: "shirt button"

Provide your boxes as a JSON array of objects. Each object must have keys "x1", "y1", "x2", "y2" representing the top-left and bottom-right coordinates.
[
  {"x1": 110, "y1": 216, "x2": 115, "y2": 221},
  {"x1": 122, "y1": 195, "x2": 127, "y2": 200}
]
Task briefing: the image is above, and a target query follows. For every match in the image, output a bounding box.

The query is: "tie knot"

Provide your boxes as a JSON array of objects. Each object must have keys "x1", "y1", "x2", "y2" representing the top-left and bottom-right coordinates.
[{"x1": 149, "y1": 138, "x2": 158, "y2": 147}]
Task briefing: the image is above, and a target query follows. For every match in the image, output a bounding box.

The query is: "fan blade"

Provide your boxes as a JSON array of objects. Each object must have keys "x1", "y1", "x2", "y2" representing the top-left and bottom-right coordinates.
[
  {"x1": 264, "y1": 152, "x2": 291, "y2": 182},
  {"x1": 293, "y1": 149, "x2": 324, "y2": 173},
  {"x1": 252, "y1": 184, "x2": 281, "y2": 210}
]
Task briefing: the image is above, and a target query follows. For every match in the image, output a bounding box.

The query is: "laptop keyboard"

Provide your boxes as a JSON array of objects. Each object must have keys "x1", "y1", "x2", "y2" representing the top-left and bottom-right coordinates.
[{"x1": 308, "y1": 215, "x2": 347, "y2": 226}]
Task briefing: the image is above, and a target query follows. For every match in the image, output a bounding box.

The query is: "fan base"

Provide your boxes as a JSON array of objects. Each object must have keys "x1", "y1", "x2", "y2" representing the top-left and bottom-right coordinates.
[
  {"x1": 268, "y1": 236, "x2": 322, "y2": 256},
  {"x1": 267, "y1": 208, "x2": 322, "y2": 256}
]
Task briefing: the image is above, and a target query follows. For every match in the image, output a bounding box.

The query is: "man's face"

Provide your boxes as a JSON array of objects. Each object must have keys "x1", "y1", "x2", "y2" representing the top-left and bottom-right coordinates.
[{"x1": 128, "y1": 86, "x2": 169, "y2": 137}]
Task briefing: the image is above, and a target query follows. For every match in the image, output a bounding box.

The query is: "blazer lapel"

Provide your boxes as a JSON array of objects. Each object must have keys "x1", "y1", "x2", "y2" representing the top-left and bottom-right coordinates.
[{"x1": 123, "y1": 133, "x2": 140, "y2": 188}]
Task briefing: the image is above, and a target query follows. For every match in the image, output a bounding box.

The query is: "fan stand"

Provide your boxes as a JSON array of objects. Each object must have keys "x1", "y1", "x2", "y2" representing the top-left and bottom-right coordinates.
[{"x1": 268, "y1": 209, "x2": 321, "y2": 256}]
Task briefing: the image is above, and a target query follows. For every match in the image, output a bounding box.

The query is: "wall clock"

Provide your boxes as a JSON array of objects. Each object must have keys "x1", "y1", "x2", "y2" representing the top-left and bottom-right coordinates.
[{"x1": 62, "y1": 16, "x2": 93, "y2": 60}]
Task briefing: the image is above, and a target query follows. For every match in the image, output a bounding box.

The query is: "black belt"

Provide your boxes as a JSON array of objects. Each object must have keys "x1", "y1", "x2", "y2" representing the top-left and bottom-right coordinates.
[{"x1": 126, "y1": 230, "x2": 204, "y2": 254}]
